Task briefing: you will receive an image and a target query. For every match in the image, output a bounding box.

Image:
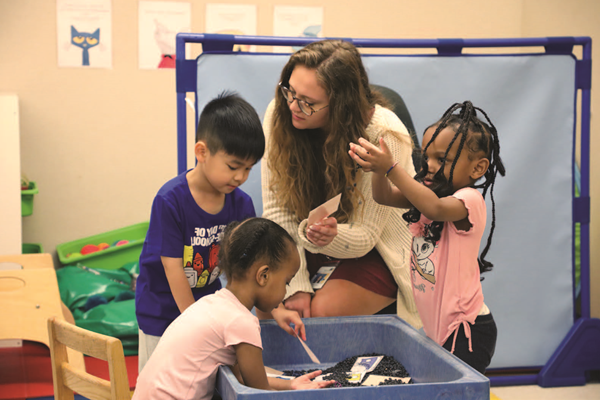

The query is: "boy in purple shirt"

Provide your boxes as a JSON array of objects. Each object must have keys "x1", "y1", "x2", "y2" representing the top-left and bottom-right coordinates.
[{"x1": 136, "y1": 92, "x2": 302, "y2": 372}]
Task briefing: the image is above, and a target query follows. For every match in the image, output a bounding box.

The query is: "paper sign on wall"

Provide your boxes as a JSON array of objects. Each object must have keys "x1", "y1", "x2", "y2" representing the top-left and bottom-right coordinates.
[{"x1": 57, "y1": 0, "x2": 112, "y2": 68}]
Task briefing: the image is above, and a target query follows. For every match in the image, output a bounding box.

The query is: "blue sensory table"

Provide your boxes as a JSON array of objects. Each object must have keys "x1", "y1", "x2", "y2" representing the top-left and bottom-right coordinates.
[{"x1": 218, "y1": 316, "x2": 489, "y2": 400}]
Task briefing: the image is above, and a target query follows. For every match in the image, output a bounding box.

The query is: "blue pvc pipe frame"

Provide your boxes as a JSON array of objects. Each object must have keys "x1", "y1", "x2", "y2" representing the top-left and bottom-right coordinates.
[{"x1": 175, "y1": 34, "x2": 593, "y2": 387}]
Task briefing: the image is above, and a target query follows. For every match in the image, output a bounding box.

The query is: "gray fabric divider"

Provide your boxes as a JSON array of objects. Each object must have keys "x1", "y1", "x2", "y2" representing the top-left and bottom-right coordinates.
[{"x1": 196, "y1": 53, "x2": 575, "y2": 369}]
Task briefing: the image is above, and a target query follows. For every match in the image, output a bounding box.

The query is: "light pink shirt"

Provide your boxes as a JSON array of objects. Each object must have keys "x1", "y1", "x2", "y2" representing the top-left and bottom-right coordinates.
[
  {"x1": 133, "y1": 288, "x2": 262, "y2": 400},
  {"x1": 409, "y1": 187, "x2": 486, "y2": 353}
]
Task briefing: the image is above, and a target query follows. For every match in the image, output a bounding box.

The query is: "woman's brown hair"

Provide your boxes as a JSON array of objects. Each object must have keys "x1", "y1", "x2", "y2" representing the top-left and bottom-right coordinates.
[{"x1": 268, "y1": 40, "x2": 386, "y2": 223}]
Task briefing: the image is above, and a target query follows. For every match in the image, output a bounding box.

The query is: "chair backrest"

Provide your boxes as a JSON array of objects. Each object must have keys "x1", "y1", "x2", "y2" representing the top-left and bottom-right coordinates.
[{"x1": 47, "y1": 317, "x2": 131, "y2": 400}]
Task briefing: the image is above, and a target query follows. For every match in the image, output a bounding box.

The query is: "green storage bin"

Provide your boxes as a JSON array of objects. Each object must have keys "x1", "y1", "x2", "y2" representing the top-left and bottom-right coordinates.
[
  {"x1": 56, "y1": 222, "x2": 149, "y2": 270},
  {"x1": 21, "y1": 181, "x2": 38, "y2": 216},
  {"x1": 22, "y1": 243, "x2": 44, "y2": 254}
]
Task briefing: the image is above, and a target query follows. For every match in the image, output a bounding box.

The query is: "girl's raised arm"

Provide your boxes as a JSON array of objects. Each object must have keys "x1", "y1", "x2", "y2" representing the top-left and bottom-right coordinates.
[
  {"x1": 349, "y1": 139, "x2": 412, "y2": 209},
  {"x1": 350, "y1": 137, "x2": 468, "y2": 222},
  {"x1": 371, "y1": 166, "x2": 413, "y2": 209}
]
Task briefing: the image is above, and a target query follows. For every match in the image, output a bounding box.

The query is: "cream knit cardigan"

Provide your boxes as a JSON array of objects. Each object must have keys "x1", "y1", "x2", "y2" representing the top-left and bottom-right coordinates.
[{"x1": 261, "y1": 100, "x2": 422, "y2": 329}]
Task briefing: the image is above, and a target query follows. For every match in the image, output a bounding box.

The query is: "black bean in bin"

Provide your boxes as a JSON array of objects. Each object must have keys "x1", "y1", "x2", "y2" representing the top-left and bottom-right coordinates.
[{"x1": 280, "y1": 353, "x2": 412, "y2": 387}]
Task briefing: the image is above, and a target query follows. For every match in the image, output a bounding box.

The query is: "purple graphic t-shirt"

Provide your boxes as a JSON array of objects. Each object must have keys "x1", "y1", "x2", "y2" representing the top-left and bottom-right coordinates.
[{"x1": 135, "y1": 170, "x2": 255, "y2": 336}]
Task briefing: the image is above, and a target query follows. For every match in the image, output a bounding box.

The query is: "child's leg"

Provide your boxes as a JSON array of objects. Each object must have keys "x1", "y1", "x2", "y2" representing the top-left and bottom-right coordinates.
[
  {"x1": 138, "y1": 329, "x2": 161, "y2": 373},
  {"x1": 442, "y1": 313, "x2": 497, "y2": 374}
]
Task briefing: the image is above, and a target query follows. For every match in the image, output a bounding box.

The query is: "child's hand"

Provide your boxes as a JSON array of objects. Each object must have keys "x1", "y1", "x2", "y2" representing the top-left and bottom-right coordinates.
[
  {"x1": 290, "y1": 370, "x2": 336, "y2": 390},
  {"x1": 349, "y1": 137, "x2": 396, "y2": 175},
  {"x1": 272, "y1": 306, "x2": 306, "y2": 341}
]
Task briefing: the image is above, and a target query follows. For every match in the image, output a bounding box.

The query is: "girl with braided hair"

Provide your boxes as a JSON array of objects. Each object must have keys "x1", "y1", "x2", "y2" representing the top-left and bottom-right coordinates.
[
  {"x1": 134, "y1": 218, "x2": 335, "y2": 400},
  {"x1": 349, "y1": 101, "x2": 505, "y2": 373}
]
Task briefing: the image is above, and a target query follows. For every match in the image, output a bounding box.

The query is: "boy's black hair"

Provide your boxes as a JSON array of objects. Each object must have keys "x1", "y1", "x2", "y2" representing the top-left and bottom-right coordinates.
[
  {"x1": 218, "y1": 218, "x2": 296, "y2": 281},
  {"x1": 403, "y1": 101, "x2": 506, "y2": 276},
  {"x1": 196, "y1": 91, "x2": 265, "y2": 162}
]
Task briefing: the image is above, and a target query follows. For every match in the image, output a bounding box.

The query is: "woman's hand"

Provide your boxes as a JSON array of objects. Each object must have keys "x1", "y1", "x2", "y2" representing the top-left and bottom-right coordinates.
[
  {"x1": 284, "y1": 292, "x2": 312, "y2": 318},
  {"x1": 271, "y1": 305, "x2": 306, "y2": 341},
  {"x1": 349, "y1": 137, "x2": 395, "y2": 175},
  {"x1": 290, "y1": 370, "x2": 336, "y2": 390},
  {"x1": 307, "y1": 217, "x2": 338, "y2": 247}
]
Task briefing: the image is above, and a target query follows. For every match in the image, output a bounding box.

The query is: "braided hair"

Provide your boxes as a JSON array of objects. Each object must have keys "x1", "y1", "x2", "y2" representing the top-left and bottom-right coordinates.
[
  {"x1": 218, "y1": 218, "x2": 296, "y2": 281},
  {"x1": 403, "y1": 101, "x2": 506, "y2": 275}
]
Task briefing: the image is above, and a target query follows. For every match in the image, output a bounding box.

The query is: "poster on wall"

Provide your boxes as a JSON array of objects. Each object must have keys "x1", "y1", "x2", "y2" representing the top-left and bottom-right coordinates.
[
  {"x1": 205, "y1": 4, "x2": 257, "y2": 52},
  {"x1": 139, "y1": 1, "x2": 191, "y2": 69},
  {"x1": 273, "y1": 6, "x2": 323, "y2": 53},
  {"x1": 57, "y1": 0, "x2": 112, "y2": 68}
]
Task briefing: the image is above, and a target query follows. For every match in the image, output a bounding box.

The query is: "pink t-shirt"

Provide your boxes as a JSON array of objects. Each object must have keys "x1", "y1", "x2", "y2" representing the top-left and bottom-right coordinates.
[
  {"x1": 409, "y1": 187, "x2": 486, "y2": 353},
  {"x1": 133, "y1": 288, "x2": 262, "y2": 400}
]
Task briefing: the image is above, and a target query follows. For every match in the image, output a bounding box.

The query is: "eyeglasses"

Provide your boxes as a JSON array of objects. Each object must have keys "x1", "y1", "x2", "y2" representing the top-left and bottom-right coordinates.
[{"x1": 279, "y1": 82, "x2": 329, "y2": 116}]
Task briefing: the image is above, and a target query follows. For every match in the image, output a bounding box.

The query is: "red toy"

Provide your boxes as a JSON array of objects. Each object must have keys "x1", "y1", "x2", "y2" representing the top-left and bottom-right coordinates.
[{"x1": 80, "y1": 244, "x2": 100, "y2": 255}]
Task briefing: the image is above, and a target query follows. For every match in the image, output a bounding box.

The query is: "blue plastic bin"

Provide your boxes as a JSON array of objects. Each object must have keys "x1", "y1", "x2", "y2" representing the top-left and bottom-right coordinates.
[{"x1": 216, "y1": 315, "x2": 489, "y2": 400}]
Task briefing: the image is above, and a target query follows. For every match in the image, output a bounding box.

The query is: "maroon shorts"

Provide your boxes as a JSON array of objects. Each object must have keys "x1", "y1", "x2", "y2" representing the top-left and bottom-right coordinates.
[{"x1": 305, "y1": 249, "x2": 398, "y2": 299}]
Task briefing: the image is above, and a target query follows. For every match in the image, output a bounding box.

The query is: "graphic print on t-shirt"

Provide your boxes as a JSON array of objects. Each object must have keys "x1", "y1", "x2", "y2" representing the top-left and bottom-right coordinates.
[
  {"x1": 411, "y1": 236, "x2": 437, "y2": 285},
  {"x1": 183, "y1": 245, "x2": 197, "y2": 287},
  {"x1": 182, "y1": 224, "x2": 226, "y2": 288},
  {"x1": 207, "y1": 243, "x2": 220, "y2": 285}
]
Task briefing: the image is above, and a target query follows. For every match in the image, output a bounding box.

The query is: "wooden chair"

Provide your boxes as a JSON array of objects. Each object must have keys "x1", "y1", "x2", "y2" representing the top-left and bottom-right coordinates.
[{"x1": 47, "y1": 316, "x2": 131, "y2": 400}]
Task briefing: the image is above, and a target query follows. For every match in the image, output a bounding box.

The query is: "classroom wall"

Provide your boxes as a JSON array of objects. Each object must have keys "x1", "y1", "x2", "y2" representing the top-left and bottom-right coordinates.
[{"x1": 0, "y1": 0, "x2": 598, "y2": 318}]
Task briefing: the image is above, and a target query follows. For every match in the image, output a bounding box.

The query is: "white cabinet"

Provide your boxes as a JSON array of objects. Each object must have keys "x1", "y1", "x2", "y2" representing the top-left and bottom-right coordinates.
[{"x1": 0, "y1": 94, "x2": 22, "y2": 255}]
